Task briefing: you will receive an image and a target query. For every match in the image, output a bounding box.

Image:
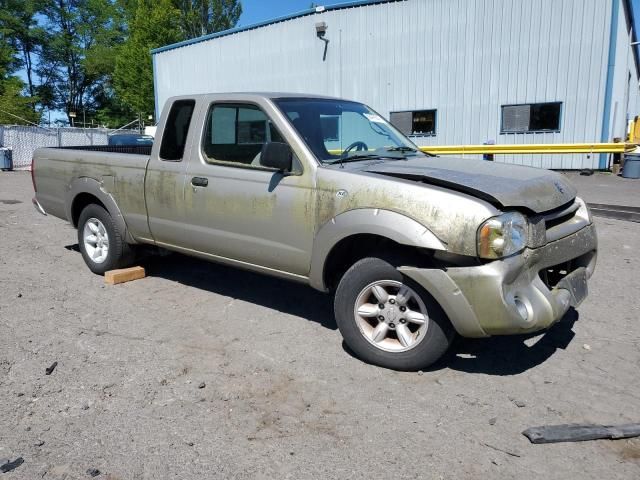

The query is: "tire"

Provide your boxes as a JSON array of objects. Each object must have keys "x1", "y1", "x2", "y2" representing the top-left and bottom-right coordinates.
[
  {"x1": 334, "y1": 257, "x2": 455, "y2": 371},
  {"x1": 77, "y1": 204, "x2": 134, "y2": 275}
]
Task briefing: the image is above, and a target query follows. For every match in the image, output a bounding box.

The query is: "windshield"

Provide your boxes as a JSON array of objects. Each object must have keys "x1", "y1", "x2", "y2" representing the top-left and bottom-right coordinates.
[{"x1": 274, "y1": 98, "x2": 426, "y2": 163}]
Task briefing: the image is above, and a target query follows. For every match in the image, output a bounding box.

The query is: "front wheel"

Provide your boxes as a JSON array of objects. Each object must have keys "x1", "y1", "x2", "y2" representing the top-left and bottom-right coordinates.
[
  {"x1": 334, "y1": 257, "x2": 455, "y2": 371},
  {"x1": 77, "y1": 204, "x2": 134, "y2": 274}
]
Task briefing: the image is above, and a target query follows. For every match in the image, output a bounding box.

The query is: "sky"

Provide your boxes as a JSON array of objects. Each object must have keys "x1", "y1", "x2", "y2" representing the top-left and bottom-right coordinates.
[
  {"x1": 237, "y1": 0, "x2": 325, "y2": 27},
  {"x1": 242, "y1": 0, "x2": 640, "y2": 31}
]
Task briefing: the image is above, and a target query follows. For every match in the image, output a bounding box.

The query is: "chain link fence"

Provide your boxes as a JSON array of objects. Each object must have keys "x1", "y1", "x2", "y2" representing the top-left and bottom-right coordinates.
[{"x1": 0, "y1": 125, "x2": 139, "y2": 169}]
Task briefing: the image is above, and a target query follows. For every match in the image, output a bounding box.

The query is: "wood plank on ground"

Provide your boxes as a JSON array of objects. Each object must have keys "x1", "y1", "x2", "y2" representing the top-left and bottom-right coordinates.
[{"x1": 104, "y1": 266, "x2": 146, "y2": 285}]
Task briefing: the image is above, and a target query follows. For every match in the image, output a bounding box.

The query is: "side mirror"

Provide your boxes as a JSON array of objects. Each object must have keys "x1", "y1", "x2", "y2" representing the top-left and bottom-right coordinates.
[{"x1": 260, "y1": 142, "x2": 293, "y2": 172}]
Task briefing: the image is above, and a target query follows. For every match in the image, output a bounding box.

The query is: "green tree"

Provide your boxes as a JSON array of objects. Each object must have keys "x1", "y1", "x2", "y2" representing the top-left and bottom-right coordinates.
[
  {"x1": 113, "y1": 0, "x2": 242, "y2": 118},
  {"x1": 38, "y1": 0, "x2": 125, "y2": 124},
  {"x1": 113, "y1": 0, "x2": 182, "y2": 117},
  {"x1": 0, "y1": 5, "x2": 40, "y2": 124},
  {"x1": 0, "y1": 77, "x2": 41, "y2": 124},
  {"x1": 0, "y1": 0, "x2": 47, "y2": 98},
  {"x1": 174, "y1": 0, "x2": 242, "y2": 39}
]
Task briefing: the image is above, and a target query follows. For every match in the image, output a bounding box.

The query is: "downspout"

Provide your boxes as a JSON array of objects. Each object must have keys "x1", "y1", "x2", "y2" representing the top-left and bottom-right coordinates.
[{"x1": 600, "y1": 0, "x2": 620, "y2": 169}]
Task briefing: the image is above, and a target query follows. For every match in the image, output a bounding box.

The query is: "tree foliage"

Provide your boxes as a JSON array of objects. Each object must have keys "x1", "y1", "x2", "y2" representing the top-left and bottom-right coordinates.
[
  {"x1": 114, "y1": 0, "x2": 182, "y2": 117},
  {"x1": 0, "y1": 0, "x2": 243, "y2": 126},
  {"x1": 38, "y1": 0, "x2": 126, "y2": 123},
  {"x1": 0, "y1": 77, "x2": 41, "y2": 124},
  {"x1": 0, "y1": 0, "x2": 41, "y2": 124},
  {"x1": 175, "y1": 0, "x2": 242, "y2": 38},
  {"x1": 0, "y1": 0, "x2": 47, "y2": 98},
  {"x1": 114, "y1": 0, "x2": 242, "y2": 117}
]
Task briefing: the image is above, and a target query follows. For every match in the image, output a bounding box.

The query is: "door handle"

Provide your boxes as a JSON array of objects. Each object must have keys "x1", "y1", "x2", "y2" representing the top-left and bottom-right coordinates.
[{"x1": 191, "y1": 177, "x2": 209, "y2": 187}]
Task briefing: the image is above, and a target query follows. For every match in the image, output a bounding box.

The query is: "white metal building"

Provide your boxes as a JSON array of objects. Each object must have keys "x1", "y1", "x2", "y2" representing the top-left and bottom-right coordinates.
[{"x1": 152, "y1": 0, "x2": 640, "y2": 170}]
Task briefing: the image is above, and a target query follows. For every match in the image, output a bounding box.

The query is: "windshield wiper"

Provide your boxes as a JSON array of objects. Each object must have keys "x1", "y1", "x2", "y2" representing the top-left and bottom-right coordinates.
[
  {"x1": 386, "y1": 145, "x2": 436, "y2": 157},
  {"x1": 385, "y1": 146, "x2": 417, "y2": 153},
  {"x1": 325, "y1": 153, "x2": 382, "y2": 165}
]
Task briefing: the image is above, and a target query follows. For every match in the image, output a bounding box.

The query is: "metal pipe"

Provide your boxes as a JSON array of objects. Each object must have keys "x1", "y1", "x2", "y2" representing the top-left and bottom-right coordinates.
[{"x1": 418, "y1": 143, "x2": 633, "y2": 155}]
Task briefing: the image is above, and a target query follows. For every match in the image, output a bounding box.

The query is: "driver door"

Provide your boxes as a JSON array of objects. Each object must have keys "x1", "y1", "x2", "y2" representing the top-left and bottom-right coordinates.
[{"x1": 181, "y1": 101, "x2": 316, "y2": 277}]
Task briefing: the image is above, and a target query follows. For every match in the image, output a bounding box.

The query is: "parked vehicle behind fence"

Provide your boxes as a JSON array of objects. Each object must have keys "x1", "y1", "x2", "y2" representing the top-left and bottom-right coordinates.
[
  {"x1": 107, "y1": 134, "x2": 154, "y2": 147},
  {"x1": 31, "y1": 93, "x2": 597, "y2": 370}
]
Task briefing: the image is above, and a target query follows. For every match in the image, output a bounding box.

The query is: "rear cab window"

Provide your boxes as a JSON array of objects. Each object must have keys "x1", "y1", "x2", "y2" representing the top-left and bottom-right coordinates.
[{"x1": 159, "y1": 99, "x2": 196, "y2": 161}]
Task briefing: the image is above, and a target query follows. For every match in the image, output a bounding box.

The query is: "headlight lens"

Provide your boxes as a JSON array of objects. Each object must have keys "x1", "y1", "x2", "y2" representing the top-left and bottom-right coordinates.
[{"x1": 477, "y1": 212, "x2": 528, "y2": 259}]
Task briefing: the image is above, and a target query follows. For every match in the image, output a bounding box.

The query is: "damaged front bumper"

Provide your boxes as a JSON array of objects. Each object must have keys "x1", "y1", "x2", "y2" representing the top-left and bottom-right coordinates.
[{"x1": 400, "y1": 223, "x2": 598, "y2": 338}]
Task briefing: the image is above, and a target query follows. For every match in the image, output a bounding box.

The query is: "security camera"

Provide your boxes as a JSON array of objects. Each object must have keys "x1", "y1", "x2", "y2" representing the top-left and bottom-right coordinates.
[{"x1": 315, "y1": 22, "x2": 327, "y2": 37}]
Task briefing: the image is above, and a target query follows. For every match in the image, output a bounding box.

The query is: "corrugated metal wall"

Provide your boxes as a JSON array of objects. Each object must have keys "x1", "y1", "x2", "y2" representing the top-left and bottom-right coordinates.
[
  {"x1": 154, "y1": 0, "x2": 639, "y2": 170},
  {"x1": 609, "y1": 0, "x2": 640, "y2": 142}
]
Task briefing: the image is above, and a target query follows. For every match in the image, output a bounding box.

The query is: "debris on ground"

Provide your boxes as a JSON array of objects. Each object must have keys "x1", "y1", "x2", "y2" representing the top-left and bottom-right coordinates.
[
  {"x1": 480, "y1": 442, "x2": 521, "y2": 458},
  {"x1": 86, "y1": 467, "x2": 101, "y2": 477},
  {"x1": 523, "y1": 423, "x2": 640, "y2": 444},
  {"x1": 489, "y1": 417, "x2": 497, "y2": 425},
  {"x1": 45, "y1": 361, "x2": 58, "y2": 375},
  {"x1": 198, "y1": 382, "x2": 206, "y2": 389},
  {"x1": 1, "y1": 457, "x2": 25, "y2": 473},
  {"x1": 583, "y1": 344, "x2": 592, "y2": 351},
  {"x1": 509, "y1": 396, "x2": 526, "y2": 408}
]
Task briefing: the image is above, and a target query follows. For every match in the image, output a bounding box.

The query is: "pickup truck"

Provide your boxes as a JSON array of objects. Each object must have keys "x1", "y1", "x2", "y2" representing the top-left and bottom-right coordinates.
[{"x1": 32, "y1": 93, "x2": 597, "y2": 371}]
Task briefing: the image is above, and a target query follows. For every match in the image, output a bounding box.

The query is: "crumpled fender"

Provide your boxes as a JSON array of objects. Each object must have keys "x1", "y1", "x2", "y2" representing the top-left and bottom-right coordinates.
[
  {"x1": 308, "y1": 208, "x2": 446, "y2": 291},
  {"x1": 64, "y1": 176, "x2": 134, "y2": 243}
]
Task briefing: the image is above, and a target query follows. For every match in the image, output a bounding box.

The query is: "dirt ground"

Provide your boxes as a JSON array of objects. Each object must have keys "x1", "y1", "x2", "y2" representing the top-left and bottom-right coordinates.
[{"x1": 1, "y1": 171, "x2": 639, "y2": 479}]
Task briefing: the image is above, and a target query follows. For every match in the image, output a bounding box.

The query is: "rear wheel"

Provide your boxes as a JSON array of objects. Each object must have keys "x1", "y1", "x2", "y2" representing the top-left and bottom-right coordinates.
[
  {"x1": 335, "y1": 257, "x2": 454, "y2": 370},
  {"x1": 77, "y1": 204, "x2": 133, "y2": 274}
]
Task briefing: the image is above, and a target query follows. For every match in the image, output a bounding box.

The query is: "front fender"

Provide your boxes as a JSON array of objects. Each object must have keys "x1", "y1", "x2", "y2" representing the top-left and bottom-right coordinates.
[
  {"x1": 65, "y1": 176, "x2": 135, "y2": 243},
  {"x1": 308, "y1": 208, "x2": 446, "y2": 290}
]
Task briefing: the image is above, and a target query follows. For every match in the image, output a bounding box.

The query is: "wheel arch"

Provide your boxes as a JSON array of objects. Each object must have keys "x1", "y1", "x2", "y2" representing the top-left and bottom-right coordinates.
[
  {"x1": 65, "y1": 177, "x2": 134, "y2": 243},
  {"x1": 309, "y1": 209, "x2": 446, "y2": 291}
]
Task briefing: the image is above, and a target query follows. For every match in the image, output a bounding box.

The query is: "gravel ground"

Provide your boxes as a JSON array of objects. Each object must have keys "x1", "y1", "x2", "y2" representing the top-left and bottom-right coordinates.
[{"x1": 1, "y1": 171, "x2": 639, "y2": 479}]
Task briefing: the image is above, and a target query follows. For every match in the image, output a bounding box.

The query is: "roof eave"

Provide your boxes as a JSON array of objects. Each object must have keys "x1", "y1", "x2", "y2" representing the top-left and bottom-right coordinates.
[{"x1": 151, "y1": 0, "x2": 400, "y2": 55}]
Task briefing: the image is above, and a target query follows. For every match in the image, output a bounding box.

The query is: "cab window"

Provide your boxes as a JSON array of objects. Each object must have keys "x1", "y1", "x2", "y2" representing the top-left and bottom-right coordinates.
[
  {"x1": 159, "y1": 99, "x2": 195, "y2": 161},
  {"x1": 202, "y1": 103, "x2": 285, "y2": 167}
]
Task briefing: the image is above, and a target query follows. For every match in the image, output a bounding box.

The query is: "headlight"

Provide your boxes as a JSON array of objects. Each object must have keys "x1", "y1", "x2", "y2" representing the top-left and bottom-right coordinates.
[
  {"x1": 477, "y1": 212, "x2": 528, "y2": 259},
  {"x1": 575, "y1": 197, "x2": 592, "y2": 223}
]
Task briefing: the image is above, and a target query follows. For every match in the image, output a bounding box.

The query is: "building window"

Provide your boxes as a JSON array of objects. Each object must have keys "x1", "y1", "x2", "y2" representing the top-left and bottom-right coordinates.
[
  {"x1": 389, "y1": 110, "x2": 437, "y2": 136},
  {"x1": 501, "y1": 102, "x2": 562, "y2": 133}
]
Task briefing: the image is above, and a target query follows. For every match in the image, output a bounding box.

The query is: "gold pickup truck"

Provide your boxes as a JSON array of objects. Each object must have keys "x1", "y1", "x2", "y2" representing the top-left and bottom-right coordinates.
[{"x1": 32, "y1": 93, "x2": 597, "y2": 370}]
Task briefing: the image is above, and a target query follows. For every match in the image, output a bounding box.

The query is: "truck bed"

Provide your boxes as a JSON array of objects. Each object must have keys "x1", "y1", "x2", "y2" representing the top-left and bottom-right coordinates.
[{"x1": 32, "y1": 146, "x2": 151, "y2": 239}]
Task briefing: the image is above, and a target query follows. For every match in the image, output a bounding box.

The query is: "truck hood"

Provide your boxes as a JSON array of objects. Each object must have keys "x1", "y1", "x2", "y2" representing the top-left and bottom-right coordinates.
[{"x1": 364, "y1": 156, "x2": 576, "y2": 213}]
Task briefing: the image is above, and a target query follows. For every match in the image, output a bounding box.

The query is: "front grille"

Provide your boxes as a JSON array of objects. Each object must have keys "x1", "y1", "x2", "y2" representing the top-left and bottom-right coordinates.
[{"x1": 542, "y1": 201, "x2": 579, "y2": 229}]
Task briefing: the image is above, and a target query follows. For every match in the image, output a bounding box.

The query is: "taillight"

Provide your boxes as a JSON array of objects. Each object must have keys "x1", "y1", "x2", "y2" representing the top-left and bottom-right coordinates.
[{"x1": 31, "y1": 157, "x2": 37, "y2": 192}]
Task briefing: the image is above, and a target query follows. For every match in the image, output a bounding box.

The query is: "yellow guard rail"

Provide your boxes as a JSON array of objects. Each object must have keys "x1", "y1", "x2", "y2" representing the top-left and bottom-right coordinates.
[{"x1": 418, "y1": 143, "x2": 635, "y2": 155}]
